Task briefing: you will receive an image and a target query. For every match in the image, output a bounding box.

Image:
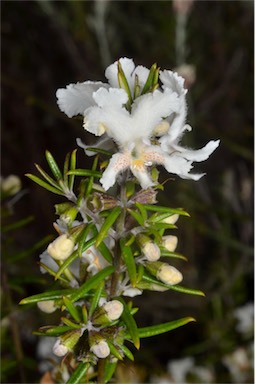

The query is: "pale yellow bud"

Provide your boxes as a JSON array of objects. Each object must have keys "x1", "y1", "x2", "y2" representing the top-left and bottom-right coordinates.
[
  {"x1": 1, "y1": 175, "x2": 21, "y2": 195},
  {"x1": 162, "y1": 235, "x2": 178, "y2": 252},
  {"x1": 90, "y1": 340, "x2": 110, "y2": 359},
  {"x1": 162, "y1": 214, "x2": 179, "y2": 225},
  {"x1": 103, "y1": 300, "x2": 124, "y2": 321},
  {"x1": 157, "y1": 264, "x2": 183, "y2": 285},
  {"x1": 37, "y1": 300, "x2": 57, "y2": 314},
  {"x1": 153, "y1": 121, "x2": 170, "y2": 136},
  {"x1": 53, "y1": 339, "x2": 69, "y2": 357},
  {"x1": 143, "y1": 242, "x2": 161, "y2": 261},
  {"x1": 47, "y1": 234, "x2": 75, "y2": 261}
]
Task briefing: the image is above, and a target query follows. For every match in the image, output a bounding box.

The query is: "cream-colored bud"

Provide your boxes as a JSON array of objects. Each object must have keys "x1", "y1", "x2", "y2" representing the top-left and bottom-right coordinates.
[
  {"x1": 162, "y1": 235, "x2": 178, "y2": 252},
  {"x1": 143, "y1": 242, "x2": 161, "y2": 261},
  {"x1": 90, "y1": 340, "x2": 110, "y2": 359},
  {"x1": 1, "y1": 175, "x2": 21, "y2": 195},
  {"x1": 103, "y1": 300, "x2": 124, "y2": 321},
  {"x1": 153, "y1": 121, "x2": 170, "y2": 136},
  {"x1": 47, "y1": 234, "x2": 75, "y2": 261},
  {"x1": 53, "y1": 339, "x2": 69, "y2": 357},
  {"x1": 37, "y1": 300, "x2": 57, "y2": 314},
  {"x1": 162, "y1": 214, "x2": 179, "y2": 225},
  {"x1": 157, "y1": 264, "x2": 183, "y2": 285}
]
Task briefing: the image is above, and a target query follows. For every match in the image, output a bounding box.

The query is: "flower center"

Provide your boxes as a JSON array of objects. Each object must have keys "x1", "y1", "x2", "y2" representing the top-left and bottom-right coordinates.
[{"x1": 132, "y1": 159, "x2": 144, "y2": 170}]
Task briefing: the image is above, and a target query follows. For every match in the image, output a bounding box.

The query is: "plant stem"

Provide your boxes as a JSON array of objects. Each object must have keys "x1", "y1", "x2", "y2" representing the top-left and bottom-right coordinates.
[
  {"x1": 109, "y1": 180, "x2": 127, "y2": 298},
  {"x1": 97, "y1": 358, "x2": 106, "y2": 384}
]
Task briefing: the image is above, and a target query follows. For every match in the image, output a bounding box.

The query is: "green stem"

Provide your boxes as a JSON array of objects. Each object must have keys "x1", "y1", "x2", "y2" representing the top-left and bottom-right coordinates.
[{"x1": 110, "y1": 180, "x2": 127, "y2": 298}]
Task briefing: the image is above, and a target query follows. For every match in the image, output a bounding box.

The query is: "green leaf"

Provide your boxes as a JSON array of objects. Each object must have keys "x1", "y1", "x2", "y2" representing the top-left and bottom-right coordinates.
[
  {"x1": 104, "y1": 360, "x2": 118, "y2": 383},
  {"x1": 19, "y1": 289, "x2": 75, "y2": 305},
  {"x1": 107, "y1": 341, "x2": 123, "y2": 360},
  {"x1": 127, "y1": 208, "x2": 144, "y2": 227},
  {"x1": 135, "y1": 202, "x2": 148, "y2": 221},
  {"x1": 66, "y1": 362, "x2": 90, "y2": 384},
  {"x1": 120, "y1": 239, "x2": 137, "y2": 287},
  {"x1": 67, "y1": 169, "x2": 102, "y2": 178},
  {"x1": 69, "y1": 266, "x2": 114, "y2": 303},
  {"x1": 121, "y1": 344, "x2": 134, "y2": 361},
  {"x1": 147, "y1": 211, "x2": 179, "y2": 223},
  {"x1": 85, "y1": 155, "x2": 99, "y2": 197},
  {"x1": 63, "y1": 152, "x2": 71, "y2": 185},
  {"x1": 77, "y1": 223, "x2": 94, "y2": 256},
  {"x1": 141, "y1": 63, "x2": 158, "y2": 95},
  {"x1": 69, "y1": 149, "x2": 77, "y2": 190},
  {"x1": 137, "y1": 317, "x2": 196, "y2": 338},
  {"x1": 54, "y1": 251, "x2": 79, "y2": 281},
  {"x1": 43, "y1": 325, "x2": 74, "y2": 336},
  {"x1": 26, "y1": 174, "x2": 64, "y2": 195},
  {"x1": 119, "y1": 298, "x2": 140, "y2": 349},
  {"x1": 88, "y1": 281, "x2": 104, "y2": 317},
  {"x1": 45, "y1": 150, "x2": 63, "y2": 180},
  {"x1": 97, "y1": 241, "x2": 113, "y2": 263},
  {"x1": 95, "y1": 206, "x2": 122, "y2": 247},
  {"x1": 142, "y1": 274, "x2": 205, "y2": 296},
  {"x1": 61, "y1": 317, "x2": 82, "y2": 329},
  {"x1": 85, "y1": 147, "x2": 112, "y2": 156},
  {"x1": 62, "y1": 296, "x2": 82, "y2": 322},
  {"x1": 117, "y1": 60, "x2": 133, "y2": 103},
  {"x1": 35, "y1": 164, "x2": 60, "y2": 188},
  {"x1": 160, "y1": 250, "x2": 188, "y2": 261},
  {"x1": 39, "y1": 262, "x2": 69, "y2": 284},
  {"x1": 143, "y1": 205, "x2": 190, "y2": 216}
]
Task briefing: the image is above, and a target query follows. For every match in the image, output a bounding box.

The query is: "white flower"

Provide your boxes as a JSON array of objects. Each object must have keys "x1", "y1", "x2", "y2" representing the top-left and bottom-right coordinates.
[
  {"x1": 47, "y1": 234, "x2": 75, "y2": 261},
  {"x1": 81, "y1": 246, "x2": 109, "y2": 275},
  {"x1": 56, "y1": 58, "x2": 220, "y2": 190}
]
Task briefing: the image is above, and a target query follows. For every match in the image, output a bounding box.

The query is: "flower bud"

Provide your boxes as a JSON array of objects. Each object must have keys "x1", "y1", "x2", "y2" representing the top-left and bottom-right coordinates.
[
  {"x1": 53, "y1": 339, "x2": 69, "y2": 357},
  {"x1": 162, "y1": 214, "x2": 179, "y2": 225},
  {"x1": 60, "y1": 207, "x2": 78, "y2": 226},
  {"x1": 145, "y1": 261, "x2": 183, "y2": 285},
  {"x1": 53, "y1": 330, "x2": 81, "y2": 357},
  {"x1": 37, "y1": 300, "x2": 57, "y2": 314},
  {"x1": 87, "y1": 193, "x2": 119, "y2": 213},
  {"x1": 47, "y1": 234, "x2": 75, "y2": 261},
  {"x1": 92, "y1": 300, "x2": 124, "y2": 325},
  {"x1": 157, "y1": 264, "x2": 183, "y2": 285},
  {"x1": 1, "y1": 175, "x2": 21, "y2": 195},
  {"x1": 153, "y1": 121, "x2": 170, "y2": 136},
  {"x1": 54, "y1": 202, "x2": 73, "y2": 215},
  {"x1": 162, "y1": 235, "x2": 178, "y2": 252},
  {"x1": 132, "y1": 188, "x2": 157, "y2": 205},
  {"x1": 89, "y1": 332, "x2": 110, "y2": 359},
  {"x1": 137, "y1": 234, "x2": 160, "y2": 261}
]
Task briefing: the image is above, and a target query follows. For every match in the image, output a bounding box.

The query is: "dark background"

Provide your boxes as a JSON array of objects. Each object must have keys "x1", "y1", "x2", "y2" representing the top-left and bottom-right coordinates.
[{"x1": 1, "y1": 1, "x2": 253, "y2": 383}]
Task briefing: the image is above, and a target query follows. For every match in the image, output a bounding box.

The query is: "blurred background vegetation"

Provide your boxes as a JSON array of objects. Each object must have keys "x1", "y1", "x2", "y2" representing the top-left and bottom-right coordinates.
[{"x1": 1, "y1": 1, "x2": 253, "y2": 383}]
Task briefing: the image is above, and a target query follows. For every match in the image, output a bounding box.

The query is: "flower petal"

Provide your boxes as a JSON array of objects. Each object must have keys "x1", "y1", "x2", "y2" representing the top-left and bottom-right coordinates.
[
  {"x1": 76, "y1": 136, "x2": 115, "y2": 156},
  {"x1": 93, "y1": 87, "x2": 128, "y2": 108},
  {"x1": 56, "y1": 81, "x2": 109, "y2": 117},
  {"x1": 131, "y1": 166, "x2": 155, "y2": 189},
  {"x1": 172, "y1": 140, "x2": 220, "y2": 162},
  {"x1": 160, "y1": 70, "x2": 187, "y2": 96},
  {"x1": 100, "y1": 152, "x2": 131, "y2": 190}
]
